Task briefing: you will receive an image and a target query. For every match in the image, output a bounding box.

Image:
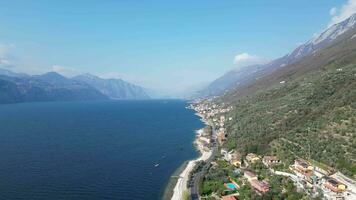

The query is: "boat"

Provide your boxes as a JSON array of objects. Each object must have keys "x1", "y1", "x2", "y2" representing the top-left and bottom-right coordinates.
[{"x1": 154, "y1": 163, "x2": 160, "y2": 167}]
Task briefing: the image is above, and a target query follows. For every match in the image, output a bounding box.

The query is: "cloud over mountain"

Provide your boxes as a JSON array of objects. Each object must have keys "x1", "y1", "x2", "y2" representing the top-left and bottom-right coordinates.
[
  {"x1": 329, "y1": 0, "x2": 356, "y2": 26},
  {"x1": 233, "y1": 53, "x2": 268, "y2": 68}
]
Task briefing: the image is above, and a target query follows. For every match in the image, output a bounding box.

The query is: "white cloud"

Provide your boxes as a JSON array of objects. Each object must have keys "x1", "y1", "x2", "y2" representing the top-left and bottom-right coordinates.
[
  {"x1": 329, "y1": 0, "x2": 356, "y2": 26},
  {"x1": 52, "y1": 65, "x2": 81, "y2": 77},
  {"x1": 233, "y1": 52, "x2": 268, "y2": 68}
]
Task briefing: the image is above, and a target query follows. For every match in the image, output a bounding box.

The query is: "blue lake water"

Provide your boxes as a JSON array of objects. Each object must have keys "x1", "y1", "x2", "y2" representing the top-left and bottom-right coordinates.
[{"x1": 0, "y1": 100, "x2": 202, "y2": 200}]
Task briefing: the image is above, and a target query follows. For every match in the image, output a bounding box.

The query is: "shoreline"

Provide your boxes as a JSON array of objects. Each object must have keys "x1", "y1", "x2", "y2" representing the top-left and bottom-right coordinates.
[
  {"x1": 161, "y1": 160, "x2": 190, "y2": 200},
  {"x1": 166, "y1": 110, "x2": 212, "y2": 200}
]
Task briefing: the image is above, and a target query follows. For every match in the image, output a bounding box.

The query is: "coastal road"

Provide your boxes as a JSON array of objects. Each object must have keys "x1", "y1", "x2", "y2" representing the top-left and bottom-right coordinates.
[
  {"x1": 190, "y1": 121, "x2": 218, "y2": 200},
  {"x1": 190, "y1": 144, "x2": 217, "y2": 200}
]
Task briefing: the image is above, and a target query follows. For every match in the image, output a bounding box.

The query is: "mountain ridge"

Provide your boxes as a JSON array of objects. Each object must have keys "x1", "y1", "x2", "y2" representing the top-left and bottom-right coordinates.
[
  {"x1": 214, "y1": 15, "x2": 356, "y2": 177},
  {"x1": 197, "y1": 13, "x2": 356, "y2": 98}
]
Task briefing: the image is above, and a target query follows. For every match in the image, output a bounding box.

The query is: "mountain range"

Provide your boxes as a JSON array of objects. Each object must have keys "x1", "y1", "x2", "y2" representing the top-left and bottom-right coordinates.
[
  {"x1": 197, "y1": 13, "x2": 356, "y2": 98},
  {"x1": 0, "y1": 70, "x2": 150, "y2": 104}
]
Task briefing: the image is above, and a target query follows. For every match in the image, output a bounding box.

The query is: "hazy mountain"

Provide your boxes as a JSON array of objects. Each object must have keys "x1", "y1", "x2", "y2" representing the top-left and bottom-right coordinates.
[
  {"x1": 197, "y1": 13, "x2": 356, "y2": 98},
  {"x1": 73, "y1": 73, "x2": 150, "y2": 99},
  {"x1": 0, "y1": 71, "x2": 108, "y2": 104}
]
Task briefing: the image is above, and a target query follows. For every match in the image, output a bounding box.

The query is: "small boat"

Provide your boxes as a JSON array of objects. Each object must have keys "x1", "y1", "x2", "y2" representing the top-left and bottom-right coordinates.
[{"x1": 154, "y1": 163, "x2": 160, "y2": 167}]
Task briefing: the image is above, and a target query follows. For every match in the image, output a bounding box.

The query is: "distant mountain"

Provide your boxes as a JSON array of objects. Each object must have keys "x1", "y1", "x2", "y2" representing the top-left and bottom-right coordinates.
[
  {"x1": 196, "y1": 64, "x2": 265, "y2": 97},
  {"x1": 0, "y1": 68, "x2": 28, "y2": 78},
  {"x1": 197, "y1": 13, "x2": 356, "y2": 98},
  {"x1": 73, "y1": 73, "x2": 150, "y2": 99},
  {"x1": 0, "y1": 68, "x2": 151, "y2": 104},
  {"x1": 0, "y1": 71, "x2": 107, "y2": 104}
]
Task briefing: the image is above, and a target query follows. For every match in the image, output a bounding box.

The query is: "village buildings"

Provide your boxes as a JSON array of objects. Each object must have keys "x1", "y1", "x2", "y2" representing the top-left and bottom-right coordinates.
[
  {"x1": 262, "y1": 156, "x2": 281, "y2": 167},
  {"x1": 246, "y1": 153, "x2": 261, "y2": 163},
  {"x1": 324, "y1": 178, "x2": 347, "y2": 193},
  {"x1": 250, "y1": 180, "x2": 270, "y2": 193}
]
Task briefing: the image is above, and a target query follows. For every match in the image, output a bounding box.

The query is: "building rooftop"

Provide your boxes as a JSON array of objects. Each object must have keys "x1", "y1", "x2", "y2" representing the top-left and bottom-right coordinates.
[
  {"x1": 222, "y1": 196, "x2": 237, "y2": 200},
  {"x1": 263, "y1": 156, "x2": 279, "y2": 161}
]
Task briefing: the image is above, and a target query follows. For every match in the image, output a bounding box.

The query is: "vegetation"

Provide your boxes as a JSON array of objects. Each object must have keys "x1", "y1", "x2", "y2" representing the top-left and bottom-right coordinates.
[
  {"x1": 182, "y1": 190, "x2": 189, "y2": 200},
  {"x1": 200, "y1": 20, "x2": 356, "y2": 199},
  {"x1": 222, "y1": 61, "x2": 356, "y2": 177},
  {"x1": 200, "y1": 160, "x2": 234, "y2": 196}
]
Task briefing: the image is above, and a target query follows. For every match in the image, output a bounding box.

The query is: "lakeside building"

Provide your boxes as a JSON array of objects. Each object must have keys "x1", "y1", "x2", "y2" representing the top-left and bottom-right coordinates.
[
  {"x1": 262, "y1": 156, "x2": 281, "y2": 167},
  {"x1": 250, "y1": 179, "x2": 269, "y2": 193},
  {"x1": 294, "y1": 159, "x2": 313, "y2": 175},
  {"x1": 246, "y1": 153, "x2": 261, "y2": 163},
  {"x1": 324, "y1": 178, "x2": 347, "y2": 193},
  {"x1": 221, "y1": 150, "x2": 241, "y2": 167},
  {"x1": 244, "y1": 171, "x2": 258, "y2": 181}
]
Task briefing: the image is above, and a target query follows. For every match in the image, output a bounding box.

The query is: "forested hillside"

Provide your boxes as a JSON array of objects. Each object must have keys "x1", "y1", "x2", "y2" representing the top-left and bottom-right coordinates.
[{"x1": 220, "y1": 27, "x2": 356, "y2": 178}]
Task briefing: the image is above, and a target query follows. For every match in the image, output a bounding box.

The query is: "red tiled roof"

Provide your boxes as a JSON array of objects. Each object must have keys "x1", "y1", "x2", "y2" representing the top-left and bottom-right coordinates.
[{"x1": 222, "y1": 196, "x2": 236, "y2": 200}]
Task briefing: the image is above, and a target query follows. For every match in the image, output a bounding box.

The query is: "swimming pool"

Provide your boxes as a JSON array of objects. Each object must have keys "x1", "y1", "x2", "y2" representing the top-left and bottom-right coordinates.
[{"x1": 226, "y1": 183, "x2": 238, "y2": 190}]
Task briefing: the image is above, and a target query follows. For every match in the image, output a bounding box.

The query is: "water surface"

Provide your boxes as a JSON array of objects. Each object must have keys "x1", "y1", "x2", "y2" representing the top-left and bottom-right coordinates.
[{"x1": 0, "y1": 100, "x2": 202, "y2": 200}]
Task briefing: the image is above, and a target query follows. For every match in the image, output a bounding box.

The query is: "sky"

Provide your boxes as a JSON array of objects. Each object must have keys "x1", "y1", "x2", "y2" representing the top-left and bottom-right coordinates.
[{"x1": 0, "y1": 0, "x2": 355, "y2": 96}]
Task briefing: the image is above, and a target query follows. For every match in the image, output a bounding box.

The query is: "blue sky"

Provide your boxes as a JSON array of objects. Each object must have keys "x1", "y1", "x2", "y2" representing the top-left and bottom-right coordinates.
[{"x1": 0, "y1": 0, "x2": 353, "y2": 96}]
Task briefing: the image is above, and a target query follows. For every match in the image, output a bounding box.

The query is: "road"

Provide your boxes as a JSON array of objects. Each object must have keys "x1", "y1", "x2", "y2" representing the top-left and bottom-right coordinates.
[
  {"x1": 190, "y1": 143, "x2": 217, "y2": 200},
  {"x1": 190, "y1": 120, "x2": 218, "y2": 200}
]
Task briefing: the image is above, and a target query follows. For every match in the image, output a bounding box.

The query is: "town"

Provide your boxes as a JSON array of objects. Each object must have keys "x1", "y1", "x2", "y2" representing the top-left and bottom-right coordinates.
[{"x1": 186, "y1": 100, "x2": 356, "y2": 200}]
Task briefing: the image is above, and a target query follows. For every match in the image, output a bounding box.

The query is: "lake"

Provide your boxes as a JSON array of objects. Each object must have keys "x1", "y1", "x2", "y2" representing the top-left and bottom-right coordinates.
[{"x1": 0, "y1": 100, "x2": 203, "y2": 200}]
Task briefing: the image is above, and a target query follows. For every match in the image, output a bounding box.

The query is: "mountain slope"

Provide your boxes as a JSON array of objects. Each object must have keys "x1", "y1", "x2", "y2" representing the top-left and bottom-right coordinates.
[
  {"x1": 73, "y1": 74, "x2": 150, "y2": 99},
  {"x1": 198, "y1": 13, "x2": 356, "y2": 98},
  {"x1": 218, "y1": 21, "x2": 356, "y2": 177}
]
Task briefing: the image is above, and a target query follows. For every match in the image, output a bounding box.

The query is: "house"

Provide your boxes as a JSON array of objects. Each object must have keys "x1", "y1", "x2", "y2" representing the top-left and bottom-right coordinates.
[
  {"x1": 221, "y1": 149, "x2": 228, "y2": 157},
  {"x1": 221, "y1": 196, "x2": 236, "y2": 200},
  {"x1": 262, "y1": 156, "x2": 281, "y2": 167},
  {"x1": 250, "y1": 180, "x2": 269, "y2": 193},
  {"x1": 324, "y1": 178, "x2": 347, "y2": 193},
  {"x1": 246, "y1": 153, "x2": 260, "y2": 163},
  {"x1": 244, "y1": 170, "x2": 257, "y2": 181},
  {"x1": 231, "y1": 159, "x2": 241, "y2": 167},
  {"x1": 294, "y1": 159, "x2": 313, "y2": 174},
  {"x1": 218, "y1": 129, "x2": 227, "y2": 144},
  {"x1": 230, "y1": 152, "x2": 242, "y2": 167}
]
